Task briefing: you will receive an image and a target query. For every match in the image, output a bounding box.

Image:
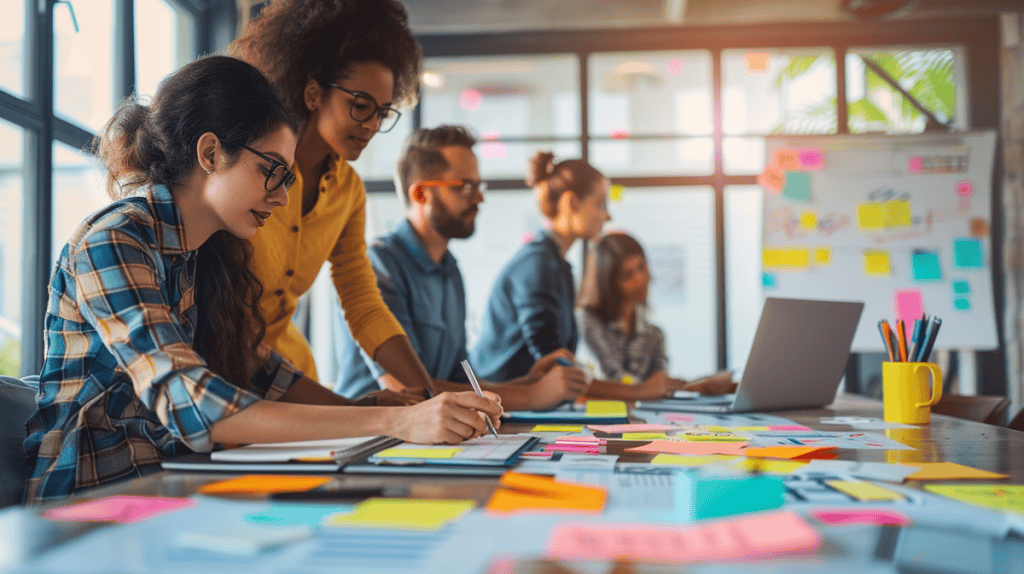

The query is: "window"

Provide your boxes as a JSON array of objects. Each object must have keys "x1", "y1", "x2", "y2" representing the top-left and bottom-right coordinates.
[
  {"x1": 0, "y1": 120, "x2": 27, "y2": 376},
  {"x1": 725, "y1": 185, "x2": 764, "y2": 374},
  {"x1": 349, "y1": 113, "x2": 414, "y2": 182},
  {"x1": 135, "y1": 0, "x2": 197, "y2": 100},
  {"x1": 0, "y1": 0, "x2": 28, "y2": 98},
  {"x1": 55, "y1": 0, "x2": 116, "y2": 132},
  {"x1": 52, "y1": 142, "x2": 108, "y2": 263}
]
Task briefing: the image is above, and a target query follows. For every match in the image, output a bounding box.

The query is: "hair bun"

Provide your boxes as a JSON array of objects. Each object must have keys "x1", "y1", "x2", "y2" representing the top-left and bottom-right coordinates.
[{"x1": 526, "y1": 151, "x2": 556, "y2": 186}]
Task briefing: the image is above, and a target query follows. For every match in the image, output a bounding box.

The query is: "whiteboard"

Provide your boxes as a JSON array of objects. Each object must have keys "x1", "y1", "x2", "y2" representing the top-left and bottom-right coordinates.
[{"x1": 760, "y1": 131, "x2": 998, "y2": 352}]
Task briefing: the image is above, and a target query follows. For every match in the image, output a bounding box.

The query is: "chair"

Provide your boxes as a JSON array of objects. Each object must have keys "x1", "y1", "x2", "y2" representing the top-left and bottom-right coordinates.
[
  {"x1": 0, "y1": 375, "x2": 39, "y2": 508},
  {"x1": 931, "y1": 393, "x2": 1010, "y2": 426},
  {"x1": 1008, "y1": 408, "x2": 1024, "y2": 432}
]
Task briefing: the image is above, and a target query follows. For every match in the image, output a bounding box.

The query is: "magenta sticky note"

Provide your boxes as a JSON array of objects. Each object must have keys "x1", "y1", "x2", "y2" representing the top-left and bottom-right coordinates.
[
  {"x1": 799, "y1": 149, "x2": 824, "y2": 169},
  {"x1": 908, "y1": 157, "x2": 923, "y2": 173},
  {"x1": 665, "y1": 414, "x2": 696, "y2": 422},
  {"x1": 811, "y1": 509, "x2": 910, "y2": 527},
  {"x1": 43, "y1": 495, "x2": 197, "y2": 524},
  {"x1": 588, "y1": 424, "x2": 677, "y2": 434},
  {"x1": 894, "y1": 289, "x2": 924, "y2": 326},
  {"x1": 544, "y1": 444, "x2": 602, "y2": 454},
  {"x1": 768, "y1": 425, "x2": 813, "y2": 431},
  {"x1": 625, "y1": 440, "x2": 748, "y2": 456},
  {"x1": 956, "y1": 180, "x2": 974, "y2": 197}
]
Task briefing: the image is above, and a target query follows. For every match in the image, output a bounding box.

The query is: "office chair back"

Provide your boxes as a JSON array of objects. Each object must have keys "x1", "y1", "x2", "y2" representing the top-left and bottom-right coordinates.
[
  {"x1": 0, "y1": 375, "x2": 39, "y2": 507},
  {"x1": 931, "y1": 393, "x2": 1010, "y2": 426}
]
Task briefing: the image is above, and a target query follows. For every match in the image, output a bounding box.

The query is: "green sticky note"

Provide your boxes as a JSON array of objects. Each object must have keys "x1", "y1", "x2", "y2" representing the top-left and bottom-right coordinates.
[
  {"x1": 324, "y1": 499, "x2": 475, "y2": 530},
  {"x1": 532, "y1": 425, "x2": 583, "y2": 433},
  {"x1": 911, "y1": 251, "x2": 942, "y2": 282},
  {"x1": 762, "y1": 272, "x2": 777, "y2": 288},
  {"x1": 953, "y1": 280, "x2": 970, "y2": 294},
  {"x1": 954, "y1": 297, "x2": 971, "y2": 310},
  {"x1": 622, "y1": 432, "x2": 667, "y2": 440},
  {"x1": 685, "y1": 474, "x2": 786, "y2": 520},
  {"x1": 954, "y1": 239, "x2": 984, "y2": 268},
  {"x1": 781, "y1": 172, "x2": 811, "y2": 202},
  {"x1": 925, "y1": 485, "x2": 1024, "y2": 517},
  {"x1": 585, "y1": 401, "x2": 627, "y2": 417},
  {"x1": 376, "y1": 447, "x2": 460, "y2": 459}
]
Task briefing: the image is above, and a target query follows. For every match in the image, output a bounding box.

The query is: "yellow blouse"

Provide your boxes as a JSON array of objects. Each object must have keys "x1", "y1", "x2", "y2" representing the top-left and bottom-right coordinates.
[{"x1": 249, "y1": 157, "x2": 404, "y2": 380}]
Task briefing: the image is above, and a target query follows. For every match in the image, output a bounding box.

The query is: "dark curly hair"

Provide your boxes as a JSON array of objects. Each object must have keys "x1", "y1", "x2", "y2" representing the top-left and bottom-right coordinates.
[{"x1": 230, "y1": 0, "x2": 421, "y2": 130}]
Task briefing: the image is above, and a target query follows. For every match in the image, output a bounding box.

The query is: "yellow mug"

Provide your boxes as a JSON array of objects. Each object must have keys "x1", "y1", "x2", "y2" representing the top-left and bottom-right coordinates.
[{"x1": 882, "y1": 362, "x2": 943, "y2": 424}]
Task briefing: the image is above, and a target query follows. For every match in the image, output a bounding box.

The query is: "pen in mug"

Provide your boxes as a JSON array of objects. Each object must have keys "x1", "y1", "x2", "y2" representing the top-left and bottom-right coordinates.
[
  {"x1": 895, "y1": 319, "x2": 908, "y2": 362},
  {"x1": 917, "y1": 316, "x2": 942, "y2": 363},
  {"x1": 460, "y1": 360, "x2": 499, "y2": 438},
  {"x1": 878, "y1": 320, "x2": 895, "y2": 361}
]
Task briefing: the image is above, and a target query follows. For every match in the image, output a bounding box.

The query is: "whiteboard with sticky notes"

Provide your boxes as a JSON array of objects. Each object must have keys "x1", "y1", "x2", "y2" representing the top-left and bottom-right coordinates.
[{"x1": 759, "y1": 131, "x2": 997, "y2": 351}]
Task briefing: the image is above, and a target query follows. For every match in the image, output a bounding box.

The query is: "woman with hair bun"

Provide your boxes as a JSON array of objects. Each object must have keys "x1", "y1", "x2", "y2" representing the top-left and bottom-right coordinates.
[
  {"x1": 23, "y1": 56, "x2": 501, "y2": 503},
  {"x1": 469, "y1": 152, "x2": 610, "y2": 382}
]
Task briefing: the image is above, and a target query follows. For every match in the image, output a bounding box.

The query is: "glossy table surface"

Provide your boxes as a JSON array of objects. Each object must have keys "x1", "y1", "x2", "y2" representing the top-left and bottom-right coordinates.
[{"x1": 2, "y1": 393, "x2": 1023, "y2": 573}]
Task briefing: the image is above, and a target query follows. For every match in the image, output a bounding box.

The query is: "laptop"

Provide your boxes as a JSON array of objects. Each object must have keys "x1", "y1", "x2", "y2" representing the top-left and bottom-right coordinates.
[{"x1": 635, "y1": 297, "x2": 864, "y2": 413}]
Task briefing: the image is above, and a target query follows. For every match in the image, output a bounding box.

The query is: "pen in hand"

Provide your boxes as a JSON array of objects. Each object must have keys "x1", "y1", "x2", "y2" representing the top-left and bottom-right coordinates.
[{"x1": 461, "y1": 360, "x2": 500, "y2": 438}]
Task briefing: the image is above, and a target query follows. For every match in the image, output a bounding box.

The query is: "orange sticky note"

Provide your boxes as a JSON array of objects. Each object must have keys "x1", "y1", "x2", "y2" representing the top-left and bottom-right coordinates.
[
  {"x1": 626, "y1": 440, "x2": 748, "y2": 456},
  {"x1": 741, "y1": 446, "x2": 836, "y2": 460},
  {"x1": 904, "y1": 462, "x2": 1009, "y2": 481},
  {"x1": 487, "y1": 472, "x2": 606, "y2": 516},
  {"x1": 198, "y1": 475, "x2": 331, "y2": 495},
  {"x1": 757, "y1": 167, "x2": 786, "y2": 193},
  {"x1": 774, "y1": 148, "x2": 801, "y2": 171}
]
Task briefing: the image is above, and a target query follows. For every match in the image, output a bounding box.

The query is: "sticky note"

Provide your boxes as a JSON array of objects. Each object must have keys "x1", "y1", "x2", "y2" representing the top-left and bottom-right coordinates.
[
  {"x1": 954, "y1": 238, "x2": 984, "y2": 268},
  {"x1": 757, "y1": 167, "x2": 786, "y2": 193},
  {"x1": 531, "y1": 425, "x2": 583, "y2": 433},
  {"x1": 769, "y1": 425, "x2": 813, "y2": 431},
  {"x1": 609, "y1": 184, "x2": 625, "y2": 202},
  {"x1": 584, "y1": 400, "x2": 627, "y2": 417},
  {"x1": 814, "y1": 248, "x2": 830, "y2": 264},
  {"x1": 730, "y1": 426, "x2": 769, "y2": 431},
  {"x1": 956, "y1": 180, "x2": 974, "y2": 197},
  {"x1": 731, "y1": 458, "x2": 808, "y2": 474},
  {"x1": 904, "y1": 462, "x2": 1008, "y2": 480},
  {"x1": 762, "y1": 272, "x2": 777, "y2": 288},
  {"x1": 908, "y1": 157, "x2": 923, "y2": 173},
  {"x1": 650, "y1": 454, "x2": 740, "y2": 466},
  {"x1": 954, "y1": 298, "x2": 971, "y2": 310},
  {"x1": 375, "y1": 447, "x2": 460, "y2": 459},
  {"x1": 864, "y1": 251, "x2": 891, "y2": 275},
  {"x1": 545, "y1": 443, "x2": 602, "y2": 454},
  {"x1": 763, "y1": 248, "x2": 809, "y2": 269},
  {"x1": 799, "y1": 149, "x2": 824, "y2": 169},
  {"x1": 588, "y1": 423, "x2": 676, "y2": 434},
  {"x1": 556, "y1": 436, "x2": 605, "y2": 444},
  {"x1": 911, "y1": 250, "x2": 942, "y2": 282},
  {"x1": 895, "y1": 289, "x2": 924, "y2": 324},
  {"x1": 324, "y1": 499, "x2": 475, "y2": 530},
  {"x1": 622, "y1": 432, "x2": 668, "y2": 440},
  {"x1": 811, "y1": 509, "x2": 911, "y2": 526},
  {"x1": 799, "y1": 211, "x2": 817, "y2": 229},
  {"x1": 678, "y1": 434, "x2": 748, "y2": 442},
  {"x1": 246, "y1": 504, "x2": 351, "y2": 527},
  {"x1": 773, "y1": 148, "x2": 801, "y2": 170},
  {"x1": 953, "y1": 280, "x2": 970, "y2": 294},
  {"x1": 857, "y1": 203, "x2": 885, "y2": 229},
  {"x1": 825, "y1": 480, "x2": 904, "y2": 501},
  {"x1": 199, "y1": 475, "x2": 331, "y2": 495},
  {"x1": 970, "y1": 218, "x2": 989, "y2": 237},
  {"x1": 487, "y1": 473, "x2": 607, "y2": 516},
  {"x1": 924, "y1": 485, "x2": 1024, "y2": 516},
  {"x1": 665, "y1": 414, "x2": 695, "y2": 422},
  {"x1": 858, "y1": 200, "x2": 912, "y2": 229},
  {"x1": 42, "y1": 495, "x2": 197, "y2": 524},
  {"x1": 782, "y1": 172, "x2": 811, "y2": 202},
  {"x1": 688, "y1": 474, "x2": 787, "y2": 520},
  {"x1": 886, "y1": 199, "x2": 912, "y2": 226},
  {"x1": 626, "y1": 440, "x2": 748, "y2": 456},
  {"x1": 740, "y1": 446, "x2": 835, "y2": 460},
  {"x1": 745, "y1": 52, "x2": 771, "y2": 73}
]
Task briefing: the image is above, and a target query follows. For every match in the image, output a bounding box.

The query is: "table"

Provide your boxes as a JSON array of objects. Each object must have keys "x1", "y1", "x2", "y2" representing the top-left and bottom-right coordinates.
[{"x1": 2, "y1": 394, "x2": 1023, "y2": 573}]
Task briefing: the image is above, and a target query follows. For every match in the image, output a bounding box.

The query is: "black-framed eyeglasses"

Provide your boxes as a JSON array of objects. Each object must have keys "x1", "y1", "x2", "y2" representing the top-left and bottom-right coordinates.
[
  {"x1": 242, "y1": 145, "x2": 296, "y2": 192},
  {"x1": 419, "y1": 179, "x2": 487, "y2": 199},
  {"x1": 326, "y1": 83, "x2": 402, "y2": 133}
]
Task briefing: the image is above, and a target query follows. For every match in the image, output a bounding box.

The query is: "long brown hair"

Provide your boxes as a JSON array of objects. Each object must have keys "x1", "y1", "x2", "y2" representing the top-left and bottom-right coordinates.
[
  {"x1": 527, "y1": 152, "x2": 605, "y2": 219},
  {"x1": 94, "y1": 55, "x2": 297, "y2": 389},
  {"x1": 578, "y1": 233, "x2": 647, "y2": 324},
  {"x1": 230, "y1": 0, "x2": 421, "y2": 131}
]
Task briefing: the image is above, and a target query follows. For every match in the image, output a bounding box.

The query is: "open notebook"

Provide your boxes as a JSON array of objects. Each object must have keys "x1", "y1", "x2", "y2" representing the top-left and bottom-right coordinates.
[{"x1": 161, "y1": 436, "x2": 400, "y2": 473}]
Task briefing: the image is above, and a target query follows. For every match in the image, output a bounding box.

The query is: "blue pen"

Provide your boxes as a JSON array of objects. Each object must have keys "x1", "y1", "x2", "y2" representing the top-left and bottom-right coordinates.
[
  {"x1": 909, "y1": 316, "x2": 926, "y2": 362},
  {"x1": 917, "y1": 317, "x2": 942, "y2": 363}
]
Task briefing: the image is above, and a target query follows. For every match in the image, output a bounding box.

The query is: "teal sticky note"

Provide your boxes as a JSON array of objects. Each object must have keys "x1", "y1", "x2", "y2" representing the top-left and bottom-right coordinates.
[
  {"x1": 686, "y1": 475, "x2": 786, "y2": 520},
  {"x1": 954, "y1": 239, "x2": 984, "y2": 268},
  {"x1": 954, "y1": 297, "x2": 971, "y2": 311},
  {"x1": 782, "y1": 173, "x2": 811, "y2": 202},
  {"x1": 245, "y1": 504, "x2": 353, "y2": 527},
  {"x1": 911, "y1": 251, "x2": 942, "y2": 282},
  {"x1": 953, "y1": 280, "x2": 970, "y2": 294},
  {"x1": 762, "y1": 272, "x2": 777, "y2": 288}
]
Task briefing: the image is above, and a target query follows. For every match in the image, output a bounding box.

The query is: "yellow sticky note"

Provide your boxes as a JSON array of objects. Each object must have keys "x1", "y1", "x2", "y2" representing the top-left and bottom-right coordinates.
[
  {"x1": 198, "y1": 475, "x2": 330, "y2": 495},
  {"x1": 826, "y1": 481, "x2": 904, "y2": 501},
  {"x1": 325, "y1": 499, "x2": 475, "y2": 530},
  {"x1": 858, "y1": 200, "x2": 913, "y2": 229},
  {"x1": 732, "y1": 458, "x2": 807, "y2": 474},
  {"x1": 701, "y1": 426, "x2": 732, "y2": 433},
  {"x1": 585, "y1": 401, "x2": 627, "y2": 417},
  {"x1": 762, "y1": 248, "x2": 809, "y2": 269},
  {"x1": 609, "y1": 184, "x2": 625, "y2": 202},
  {"x1": 650, "y1": 454, "x2": 740, "y2": 467},
  {"x1": 886, "y1": 199, "x2": 912, "y2": 226},
  {"x1": 532, "y1": 425, "x2": 583, "y2": 433},
  {"x1": 905, "y1": 462, "x2": 1009, "y2": 481},
  {"x1": 814, "y1": 248, "x2": 831, "y2": 264},
  {"x1": 925, "y1": 485, "x2": 1024, "y2": 516},
  {"x1": 799, "y1": 212, "x2": 817, "y2": 229},
  {"x1": 622, "y1": 433, "x2": 667, "y2": 440},
  {"x1": 857, "y1": 203, "x2": 886, "y2": 229},
  {"x1": 375, "y1": 447, "x2": 461, "y2": 459},
  {"x1": 680, "y1": 434, "x2": 748, "y2": 442},
  {"x1": 730, "y1": 426, "x2": 769, "y2": 431},
  {"x1": 864, "y1": 251, "x2": 891, "y2": 275}
]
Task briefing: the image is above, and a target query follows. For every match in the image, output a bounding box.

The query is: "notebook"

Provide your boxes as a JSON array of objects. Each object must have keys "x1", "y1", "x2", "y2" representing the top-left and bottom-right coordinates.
[
  {"x1": 636, "y1": 297, "x2": 864, "y2": 413},
  {"x1": 342, "y1": 434, "x2": 539, "y2": 476},
  {"x1": 160, "y1": 436, "x2": 400, "y2": 473}
]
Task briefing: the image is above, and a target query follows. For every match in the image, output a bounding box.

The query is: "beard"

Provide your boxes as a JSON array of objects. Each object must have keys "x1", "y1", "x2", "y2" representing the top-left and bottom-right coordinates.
[{"x1": 429, "y1": 196, "x2": 477, "y2": 239}]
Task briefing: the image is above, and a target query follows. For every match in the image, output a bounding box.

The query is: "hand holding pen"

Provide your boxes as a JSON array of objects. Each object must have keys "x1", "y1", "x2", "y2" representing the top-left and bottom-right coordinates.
[{"x1": 462, "y1": 360, "x2": 500, "y2": 437}]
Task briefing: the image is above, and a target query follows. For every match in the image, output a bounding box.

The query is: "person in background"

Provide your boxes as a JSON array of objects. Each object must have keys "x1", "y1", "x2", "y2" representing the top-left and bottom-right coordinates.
[
  {"x1": 231, "y1": 0, "x2": 436, "y2": 398},
  {"x1": 333, "y1": 126, "x2": 589, "y2": 409},
  {"x1": 23, "y1": 57, "x2": 501, "y2": 503},
  {"x1": 469, "y1": 152, "x2": 610, "y2": 382},
  {"x1": 576, "y1": 232, "x2": 737, "y2": 400}
]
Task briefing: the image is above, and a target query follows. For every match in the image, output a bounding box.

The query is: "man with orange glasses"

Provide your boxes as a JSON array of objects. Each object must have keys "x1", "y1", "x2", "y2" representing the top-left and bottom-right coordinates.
[{"x1": 332, "y1": 125, "x2": 590, "y2": 409}]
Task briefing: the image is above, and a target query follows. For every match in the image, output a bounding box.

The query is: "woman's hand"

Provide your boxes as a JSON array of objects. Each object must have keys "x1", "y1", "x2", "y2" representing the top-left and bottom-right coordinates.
[
  {"x1": 681, "y1": 371, "x2": 737, "y2": 395},
  {"x1": 391, "y1": 391, "x2": 503, "y2": 444},
  {"x1": 525, "y1": 349, "x2": 576, "y2": 382}
]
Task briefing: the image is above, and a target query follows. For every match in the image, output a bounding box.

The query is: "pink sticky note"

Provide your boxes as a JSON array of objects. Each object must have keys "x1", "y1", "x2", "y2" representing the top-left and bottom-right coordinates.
[
  {"x1": 588, "y1": 424, "x2": 677, "y2": 434},
  {"x1": 545, "y1": 444, "x2": 602, "y2": 454},
  {"x1": 626, "y1": 440, "x2": 748, "y2": 456},
  {"x1": 799, "y1": 149, "x2": 824, "y2": 169},
  {"x1": 908, "y1": 157, "x2": 923, "y2": 173},
  {"x1": 894, "y1": 289, "x2": 924, "y2": 327},
  {"x1": 43, "y1": 496, "x2": 197, "y2": 524},
  {"x1": 665, "y1": 414, "x2": 695, "y2": 422},
  {"x1": 556, "y1": 436, "x2": 606, "y2": 445},
  {"x1": 956, "y1": 180, "x2": 974, "y2": 197},
  {"x1": 546, "y1": 510, "x2": 821, "y2": 564},
  {"x1": 768, "y1": 425, "x2": 813, "y2": 431},
  {"x1": 811, "y1": 509, "x2": 911, "y2": 527}
]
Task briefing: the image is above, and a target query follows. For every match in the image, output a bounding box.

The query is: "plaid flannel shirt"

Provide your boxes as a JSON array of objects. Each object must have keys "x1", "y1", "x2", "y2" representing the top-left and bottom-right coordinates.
[{"x1": 24, "y1": 185, "x2": 302, "y2": 503}]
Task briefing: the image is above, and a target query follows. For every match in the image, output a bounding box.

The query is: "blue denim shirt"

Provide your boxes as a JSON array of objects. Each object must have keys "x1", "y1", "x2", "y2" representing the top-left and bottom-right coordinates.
[
  {"x1": 333, "y1": 220, "x2": 469, "y2": 398},
  {"x1": 469, "y1": 230, "x2": 578, "y2": 381}
]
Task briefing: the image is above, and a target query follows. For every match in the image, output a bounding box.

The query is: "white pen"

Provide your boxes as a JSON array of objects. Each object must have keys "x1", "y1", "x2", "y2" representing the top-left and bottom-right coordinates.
[{"x1": 461, "y1": 359, "x2": 499, "y2": 438}]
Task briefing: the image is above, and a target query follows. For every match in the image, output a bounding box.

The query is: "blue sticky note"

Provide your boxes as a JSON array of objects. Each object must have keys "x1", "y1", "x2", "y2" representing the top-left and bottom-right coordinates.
[
  {"x1": 782, "y1": 173, "x2": 811, "y2": 202},
  {"x1": 954, "y1": 239, "x2": 984, "y2": 268},
  {"x1": 954, "y1": 297, "x2": 971, "y2": 311},
  {"x1": 953, "y1": 280, "x2": 970, "y2": 294},
  {"x1": 245, "y1": 504, "x2": 353, "y2": 527},
  {"x1": 911, "y1": 251, "x2": 942, "y2": 282},
  {"x1": 762, "y1": 272, "x2": 777, "y2": 288},
  {"x1": 686, "y1": 475, "x2": 786, "y2": 520}
]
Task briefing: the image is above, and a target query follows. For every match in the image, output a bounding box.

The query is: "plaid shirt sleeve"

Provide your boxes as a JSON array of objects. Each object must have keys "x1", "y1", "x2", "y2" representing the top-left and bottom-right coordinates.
[{"x1": 70, "y1": 227, "x2": 274, "y2": 453}]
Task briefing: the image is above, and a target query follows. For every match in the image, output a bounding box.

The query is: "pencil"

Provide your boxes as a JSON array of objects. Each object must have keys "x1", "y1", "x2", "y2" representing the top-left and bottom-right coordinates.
[{"x1": 895, "y1": 319, "x2": 908, "y2": 362}]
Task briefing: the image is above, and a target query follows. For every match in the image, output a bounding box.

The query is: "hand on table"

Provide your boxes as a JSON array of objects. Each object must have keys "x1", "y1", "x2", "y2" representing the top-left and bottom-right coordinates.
[
  {"x1": 526, "y1": 364, "x2": 590, "y2": 410},
  {"x1": 680, "y1": 371, "x2": 737, "y2": 395}
]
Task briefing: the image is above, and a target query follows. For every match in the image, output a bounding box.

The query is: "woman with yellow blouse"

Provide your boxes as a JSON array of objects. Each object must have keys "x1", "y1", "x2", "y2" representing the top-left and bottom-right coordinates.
[{"x1": 231, "y1": 0, "x2": 435, "y2": 395}]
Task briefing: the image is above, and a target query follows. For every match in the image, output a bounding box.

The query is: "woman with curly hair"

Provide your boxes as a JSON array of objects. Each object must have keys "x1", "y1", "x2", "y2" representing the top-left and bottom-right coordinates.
[{"x1": 230, "y1": 0, "x2": 438, "y2": 396}]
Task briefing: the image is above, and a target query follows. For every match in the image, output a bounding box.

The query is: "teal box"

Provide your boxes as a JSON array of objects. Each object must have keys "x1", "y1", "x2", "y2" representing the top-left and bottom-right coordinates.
[{"x1": 682, "y1": 474, "x2": 786, "y2": 521}]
